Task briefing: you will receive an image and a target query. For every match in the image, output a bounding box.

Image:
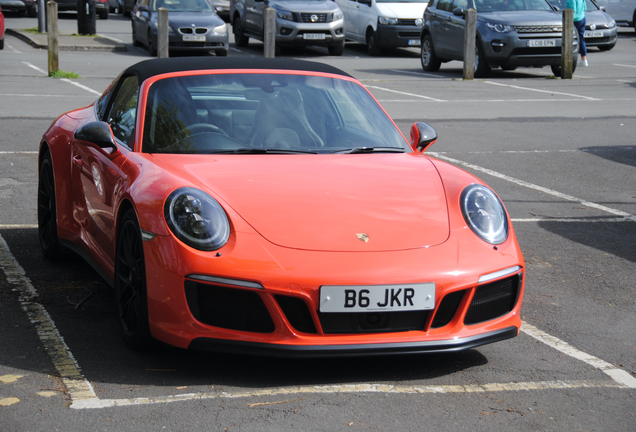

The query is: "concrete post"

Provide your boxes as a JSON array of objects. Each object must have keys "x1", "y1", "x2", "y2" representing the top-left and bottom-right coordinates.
[
  {"x1": 561, "y1": 9, "x2": 574, "y2": 79},
  {"x1": 463, "y1": 9, "x2": 476, "y2": 80},
  {"x1": 47, "y1": 1, "x2": 59, "y2": 76},
  {"x1": 264, "y1": 7, "x2": 276, "y2": 58},
  {"x1": 158, "y1": 7, "x2": 169, "y2": 58}
]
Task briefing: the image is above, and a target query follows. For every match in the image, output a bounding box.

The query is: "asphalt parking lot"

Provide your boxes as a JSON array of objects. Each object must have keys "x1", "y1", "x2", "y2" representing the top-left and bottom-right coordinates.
[{"x1": 1, "y1": 11, "x2": 635, "y2": 431}]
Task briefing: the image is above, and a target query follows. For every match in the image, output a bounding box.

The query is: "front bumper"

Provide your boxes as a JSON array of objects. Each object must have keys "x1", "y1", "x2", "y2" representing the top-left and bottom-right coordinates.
[
  {"x1": 276, "y1": 18, "x2": 345, "y2": 47},
  {"x1": 583, "y1": 28, "x2": 617, "y2": 47},
  {"x1": 141, "y1": 220, "x2": 525, "y2": 356},
  {"x1": 376, "y1": 24, "x2": 423, "y2": 48},
  {"x1": 481, "y1": 29, "x2": 579, "y2": 68}
]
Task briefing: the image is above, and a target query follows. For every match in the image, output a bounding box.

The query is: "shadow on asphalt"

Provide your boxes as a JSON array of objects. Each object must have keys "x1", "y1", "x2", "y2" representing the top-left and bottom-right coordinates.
[{"x1": 1, "y1": 228, "x2": 488, "y2": 390}]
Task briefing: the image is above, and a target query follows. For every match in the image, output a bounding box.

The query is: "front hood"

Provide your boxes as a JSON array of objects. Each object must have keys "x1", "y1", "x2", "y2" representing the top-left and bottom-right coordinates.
[
  {"x1": 269, "y1": 0, "x2": 341, "y2": 13},
  {"x1": 160, "y1": 12, "x2": 225, "y2": 27},
  {"x1": 376, "y1": 3, "x2": 429, "y2": 18},
  {"x1": 154, "y1": 154, "x2": 450, "y2": 252},
  {"x1": 478, "y1": 10, "x2": 561, "y2": 26}
]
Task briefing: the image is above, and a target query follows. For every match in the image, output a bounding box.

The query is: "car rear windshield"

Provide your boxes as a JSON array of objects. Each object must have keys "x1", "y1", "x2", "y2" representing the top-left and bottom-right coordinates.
[
  {"x1": 152, "y1": 0, "x2": 213, "y2": 13},
  {"x1": 142, "y1": 73, "x2": 409, "y2": 154}
]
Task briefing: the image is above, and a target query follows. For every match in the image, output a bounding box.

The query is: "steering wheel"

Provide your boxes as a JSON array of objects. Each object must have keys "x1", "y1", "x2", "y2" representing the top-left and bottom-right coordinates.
[{"x1": 180, "y1": 123, "x2": 229, "y2": 137}]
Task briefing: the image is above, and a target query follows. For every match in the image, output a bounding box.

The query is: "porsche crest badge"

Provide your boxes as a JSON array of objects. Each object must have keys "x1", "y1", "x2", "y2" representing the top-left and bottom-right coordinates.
[{"x1": 356, "y1": 233, "x2": 369, "y2": 242}]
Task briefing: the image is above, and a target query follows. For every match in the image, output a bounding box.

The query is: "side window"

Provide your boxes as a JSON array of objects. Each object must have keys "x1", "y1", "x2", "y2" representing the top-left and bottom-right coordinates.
[
  {"x1": 437, "y1": 0, "x2": 453, "y2": 11},
  {"x1": 452, "y1": 0, "x2": 468, "y2": 8},
  {"x1": 107, "y1": 75, "x2": 139, "y2": 148}
]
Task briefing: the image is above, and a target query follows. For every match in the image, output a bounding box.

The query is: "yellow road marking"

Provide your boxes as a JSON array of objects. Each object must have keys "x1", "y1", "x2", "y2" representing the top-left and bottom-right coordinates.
[
  {"x1": 0, "y1": 397, "x2": 20, "y2": 406},
  {"x1": 0, "y1": 375, "x2": 23, "y2": 383}
]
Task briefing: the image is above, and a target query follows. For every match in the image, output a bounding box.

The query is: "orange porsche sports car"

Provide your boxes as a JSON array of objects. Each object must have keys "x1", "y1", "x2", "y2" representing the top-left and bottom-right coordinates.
[{"x1": 38, "y1": 57, "x2": 524, "y2": 357}]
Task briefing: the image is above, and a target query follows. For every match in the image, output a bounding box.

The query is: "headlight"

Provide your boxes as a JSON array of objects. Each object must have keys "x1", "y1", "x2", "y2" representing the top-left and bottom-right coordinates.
[
  {"x1": 486, "y1": 22, "x2": 513, "y2": 33},
  {"x1": 212, "y1": 23, "x2": 227, "y2": 35},
  {"x1": 460, "y1": 184, "x2": 508, "y2": 245},
  {"x1": 608, "y1": 20, "x2": 616, "y2": 29},
  {"x1": 379, "y1": 16, "x2": 399, "y2": 25},
  {"x1": 276, "y1": 9, "x2": 293, "y2": 21},
  {"x1": 164, "y1": 187, "x2": 230, "y2": 251},
  {"x1": 333, "y1": 11, "x2": 343, "y2": 22}
]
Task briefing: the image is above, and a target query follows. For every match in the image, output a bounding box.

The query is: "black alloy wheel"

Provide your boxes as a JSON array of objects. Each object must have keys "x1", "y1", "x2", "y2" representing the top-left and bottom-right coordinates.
[
  {"x1": 38, "y1": 152, "x2": 61, "y2": 259},
  {"x1": 366, "y1": 30, "x2": 382, "y2": 56},
  {"x1": 328, "y1": 42, "x2": 345, "y2": 56},
  {"x1": 474, "y1": 41, "x2": 491, "y2": 78},
  {"x1": 147, "y1": 30, "x2": 157, "y2": 56},
  {"x1": 233, "y1": 17, "x2": 249, "y2": 47},
  {"x1": 115, "y1": 209, "x2": 153, "y2": 349},
  {"x1": 421, "y1": 34, "x2": 441, "y2": 72}
]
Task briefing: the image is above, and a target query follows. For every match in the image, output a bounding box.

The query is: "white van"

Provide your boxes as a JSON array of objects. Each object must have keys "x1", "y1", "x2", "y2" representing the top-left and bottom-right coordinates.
[{"x1": 335, "y1": 0, "x2": 429, "y2": 55}]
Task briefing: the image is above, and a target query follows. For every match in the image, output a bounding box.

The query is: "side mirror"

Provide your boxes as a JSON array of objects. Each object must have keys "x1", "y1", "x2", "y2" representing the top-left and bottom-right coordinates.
[
  {"x1": 138, "y1": 5, "x2": 149, "y2": 11},
  {"x1": 410, "y1": 122, "x2": 437, "y2": 152},
  {"x1": 75, "y1": 121, "x2": 118, "y2": 152},
  {"x1": 452, "y1": 7, "x2": 465, "y2": 16}
]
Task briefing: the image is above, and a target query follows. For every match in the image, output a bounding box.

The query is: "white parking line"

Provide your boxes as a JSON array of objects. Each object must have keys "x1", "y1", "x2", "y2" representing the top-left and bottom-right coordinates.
[
  {"x1": 0, "y1": 231, "x2": 632, "y2": 410},
  {"x1": 613, "y1": 64, "x2": 636, "y2": 68},
  {"x1": 366, "y1": 85, "x2": 447, "y2": 102},
  {"x1": 512, "y1": 217, "x2": 633, "y2": 223},
  {"x1": 428, "y1": 152, "x2": 635, "y2": 220},
  {"x1": 21, "y1": 62, "x2": 102, "y2": 96},
  {"x1": 484, "y1": 80, "x2": 601, "y2": 100}
]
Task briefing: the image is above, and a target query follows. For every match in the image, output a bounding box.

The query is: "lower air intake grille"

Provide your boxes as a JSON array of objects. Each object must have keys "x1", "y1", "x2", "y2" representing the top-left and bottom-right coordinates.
[
  {"x1": 275, "y1": 295, "x2": 317, "y2": 334},
  {"x1": 431, "y1": 290, "x2": 465, "y2": 329},
  {"x1": 185, "y1": 281, "x2": 275, "y2": 333},
  {"x1": 318, "y1": 310, "x2": 428, "y2": 334},
  {"x1": 464, "y1": 274, "x2": 521, "y2": 325}
]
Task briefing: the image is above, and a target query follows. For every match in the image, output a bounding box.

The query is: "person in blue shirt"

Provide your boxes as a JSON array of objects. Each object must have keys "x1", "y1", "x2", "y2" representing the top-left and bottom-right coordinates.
[{"x1": 565, "y1": 0, "x2": 588, "y2": 66}]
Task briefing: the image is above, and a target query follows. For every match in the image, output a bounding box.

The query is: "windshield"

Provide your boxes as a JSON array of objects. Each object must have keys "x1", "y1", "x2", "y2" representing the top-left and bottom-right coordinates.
[
  {"x1": 473, "y1": 0, "x2": 553, "y2": 11},
  {"x1": 152, "y1": 0, "x2": 213, "y2": 12},
  {"x1": 376, "y1": 0, "x2": 428, "y2": 3},
  {"x1": 142, "y1": 73, "x2": 409, "y2": 154},
  {"x1": 545, "y1": 0, "x2": 599, "y2": 11}
]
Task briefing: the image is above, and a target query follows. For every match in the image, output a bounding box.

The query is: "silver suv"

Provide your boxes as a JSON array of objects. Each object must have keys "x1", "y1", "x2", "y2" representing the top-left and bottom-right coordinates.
[
  {"x1": 230, "y1": 0, "x2": 346, "y2": 55},
  {"x1": 421, "y1": 0, "x2": 579, "y2": 77}
]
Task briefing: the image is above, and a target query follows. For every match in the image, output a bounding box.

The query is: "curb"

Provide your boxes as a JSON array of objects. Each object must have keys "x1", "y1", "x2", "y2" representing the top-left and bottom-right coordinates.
[{"x1": 6, "y1": 29, "x2": 128, "y2": 52}]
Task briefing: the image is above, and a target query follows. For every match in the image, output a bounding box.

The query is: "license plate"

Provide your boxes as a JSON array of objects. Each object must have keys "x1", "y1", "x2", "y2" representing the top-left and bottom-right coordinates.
[
  {"x1": 303, "y1": 33, "x2": 326, "y2": 40},
  {"x1": 527, "y1": 39, "x2": 556, "y2": 47},
  {"x1": 183, "y1": 35, "x2": 206, "y2": 42},
  {"x1": 320, "y1": 283, "x2": 436, "y2": 313},
  {"x1": 408, "y1": 39, "x2": 421, "y2": 46},
  {"x1": 584, "y1": 31, "x2": 603, "y2": 38}
]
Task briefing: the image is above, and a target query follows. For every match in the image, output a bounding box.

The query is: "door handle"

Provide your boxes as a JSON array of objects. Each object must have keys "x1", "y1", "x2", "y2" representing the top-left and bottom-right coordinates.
[{"x1": 72, "y1": 155, "x2": 84, "y2": 167}]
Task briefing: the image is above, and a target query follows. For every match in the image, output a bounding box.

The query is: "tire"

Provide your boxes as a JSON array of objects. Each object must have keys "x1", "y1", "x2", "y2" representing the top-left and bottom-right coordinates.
[
  {"x1": 501, "y1": 65, "x2": 517, "y2": 71},
  {"x1": 366, "y1": 29, "x2": 382, "y2": 56},
  {"x1": 148, "y1": 31, "x2": 157, "y2": 56},
  {"x1": 115, "y1": 209, "x2": 153, "y2": 350},
  {"x1": 0, "y1": 37, "x2": 4, "y2": 50},
  {"x1": 233, "y1": 17, "x2": 249, "y2": 47},
  {"x1": 216, "y1": 48, "x2": 228, "y2": 56},
  {"x1": 99, "y1": 9, "x2": 109, "y2": 20},
  {"x1": 38, "y1": 152, "x2": 61, "y2": 260},
  {"x1": 132, "y1": 24, "x2": 142, "y2": 47},
  {"x1": 551, "y1": 58, "x2": 577, "y2": 77},
  {"x1": 328, "y1": 42, "x2": 345, "y2": 56},
  {"x1": 420, "y1": 34, "x2": 441, "y2": 72},
  {"x1": 597, "y1": 43, "x2": 615, "y2": 51},
  {"x1": 474, "y1": 41, "x2": 491, "y2": 78},
  {"x1": 27, "y1": 4, "x2": 37, "y2": 18}
]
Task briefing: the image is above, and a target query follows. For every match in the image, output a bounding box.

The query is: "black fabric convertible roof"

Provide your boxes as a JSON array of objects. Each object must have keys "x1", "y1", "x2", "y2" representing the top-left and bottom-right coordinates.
[{"x1": 125, "y1": 57, "x2": 353, "y2": 83}]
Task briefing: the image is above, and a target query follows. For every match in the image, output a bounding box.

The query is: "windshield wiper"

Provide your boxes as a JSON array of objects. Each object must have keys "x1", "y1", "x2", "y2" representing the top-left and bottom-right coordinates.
[
  {"x1": 331, "y1": 147, "x2": 406, "y2": 154},
  {"x1": 218, "y1": 148, "x2": 319, "y2": 155}
]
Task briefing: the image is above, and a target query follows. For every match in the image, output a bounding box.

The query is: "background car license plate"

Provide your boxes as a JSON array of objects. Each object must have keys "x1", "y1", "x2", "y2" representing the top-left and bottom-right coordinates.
[
  {"x1": 527, "y1": 39, "x2": 556, "y2": 47},
  {"x1": 183, "y1": 35, "x2": 206, "y2": 42},
  {"x1": 408, "y1": 39, "x2": 421, "y2": 46},
  {"x1": 584, "y1": 31, "x2": 603, "y2": 38},
  {"x1": 320, "y1": 283, "x2": 435, "y2": 313},
  {"x1": 303, "y1": 33, "x2": 326, "y2": 40}
]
